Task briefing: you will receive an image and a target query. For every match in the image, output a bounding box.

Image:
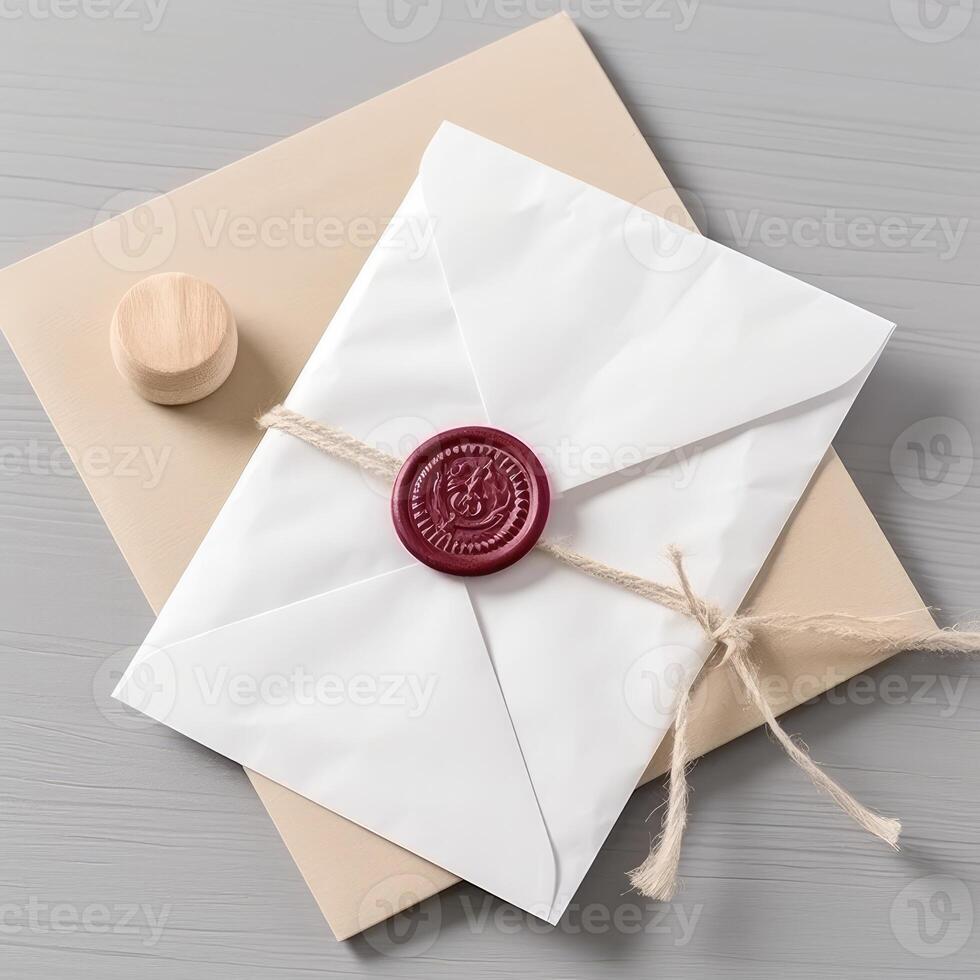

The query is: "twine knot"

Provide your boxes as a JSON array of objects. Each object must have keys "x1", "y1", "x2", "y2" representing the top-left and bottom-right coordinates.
[
  {"x1": 627, "y1": 552, "x2": 903, "y2": 903},
  {"x1": 712, "y1": 617, "x2": 754, "y2": 669},
  {"x1": 258, "y1": 405, "x2": 979, "y2": 904}
]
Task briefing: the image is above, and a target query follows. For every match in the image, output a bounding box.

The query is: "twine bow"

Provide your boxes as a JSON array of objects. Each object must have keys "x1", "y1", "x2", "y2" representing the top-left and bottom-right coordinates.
[{"x1": 259, "y1": 405, "x2": 980, "y2": 901}]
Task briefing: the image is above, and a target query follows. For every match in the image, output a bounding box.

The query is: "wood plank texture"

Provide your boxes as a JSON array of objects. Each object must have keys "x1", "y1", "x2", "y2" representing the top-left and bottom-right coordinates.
[{"x1": 1, "y1": 2, "x2": 978, "y2": 976}]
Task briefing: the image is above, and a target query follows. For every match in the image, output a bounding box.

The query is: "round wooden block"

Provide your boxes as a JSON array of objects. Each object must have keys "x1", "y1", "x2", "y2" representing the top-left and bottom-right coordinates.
[{"x1": 110, "y1": 272, "x2": 238, "y2": 405}]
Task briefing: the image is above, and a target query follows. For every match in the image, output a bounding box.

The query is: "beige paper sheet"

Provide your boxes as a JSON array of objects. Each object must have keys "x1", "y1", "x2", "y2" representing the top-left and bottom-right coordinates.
[{"x1": 0, "y1": 14, "x2": 931, "y2": 940}]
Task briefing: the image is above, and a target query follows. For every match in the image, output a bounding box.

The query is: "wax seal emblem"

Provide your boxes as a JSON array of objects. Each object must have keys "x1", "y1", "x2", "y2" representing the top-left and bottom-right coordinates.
[{"x1": 391, "y1": 426, "x2": 550, "y2": 576}]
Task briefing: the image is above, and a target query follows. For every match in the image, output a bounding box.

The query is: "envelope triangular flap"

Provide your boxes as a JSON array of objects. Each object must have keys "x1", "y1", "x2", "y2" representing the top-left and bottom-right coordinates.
[
  {"x1": 419, "y1": 123, "x2": 893, "y2": 493},
  {"x1": 118, "y1": 563, "x2": 558, "y2": 916}
]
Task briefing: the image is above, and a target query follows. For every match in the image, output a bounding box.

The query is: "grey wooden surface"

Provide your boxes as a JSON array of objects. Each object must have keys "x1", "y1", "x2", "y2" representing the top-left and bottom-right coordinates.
[{"x1": 1, "y1": 1, "x2": 978, "y2": 976}]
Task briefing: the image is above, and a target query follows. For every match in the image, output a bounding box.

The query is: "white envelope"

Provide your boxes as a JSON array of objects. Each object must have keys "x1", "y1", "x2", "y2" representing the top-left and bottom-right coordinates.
[{"x1": 114, "y1": 122, "x2": 894, "y2": 924}]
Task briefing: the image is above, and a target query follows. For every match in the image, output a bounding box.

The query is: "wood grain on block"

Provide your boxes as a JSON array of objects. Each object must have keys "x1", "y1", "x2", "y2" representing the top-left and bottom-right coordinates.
[{"x1": 110, "y1": 272, "x2": 238, "y2": 405}]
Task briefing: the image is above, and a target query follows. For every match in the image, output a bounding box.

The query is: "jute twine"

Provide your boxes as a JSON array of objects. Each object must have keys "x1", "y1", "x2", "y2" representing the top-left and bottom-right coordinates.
[{"x1": 259, "y1": 405, "x2": 980, "y2": 901}]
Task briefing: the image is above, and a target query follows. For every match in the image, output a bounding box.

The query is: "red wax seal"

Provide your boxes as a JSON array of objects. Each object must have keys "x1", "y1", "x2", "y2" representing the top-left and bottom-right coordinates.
[{"x1": 391, "y1": 426, "x2": 550, "y2": 576}]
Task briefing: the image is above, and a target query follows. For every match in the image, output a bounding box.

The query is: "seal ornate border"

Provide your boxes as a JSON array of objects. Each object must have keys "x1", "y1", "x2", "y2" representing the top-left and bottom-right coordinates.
[{"x1": 391, "y1": 426, "x2": 550, "y2": 576}]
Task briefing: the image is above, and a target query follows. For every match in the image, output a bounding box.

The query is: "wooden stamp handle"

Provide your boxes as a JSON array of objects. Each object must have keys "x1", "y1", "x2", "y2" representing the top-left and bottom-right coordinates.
[{"x1": 110, "y1": 272, "x2": 238, "y2": 405}]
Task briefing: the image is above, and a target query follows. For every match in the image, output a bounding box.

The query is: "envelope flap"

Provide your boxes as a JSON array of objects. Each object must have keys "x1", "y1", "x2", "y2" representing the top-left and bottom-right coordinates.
[
  {"x1": 419, "y1": 123, "x2": 894, "y2": 492},
  {"x1": 116, "y1": 563, "x2": 559, "y2": 917}
]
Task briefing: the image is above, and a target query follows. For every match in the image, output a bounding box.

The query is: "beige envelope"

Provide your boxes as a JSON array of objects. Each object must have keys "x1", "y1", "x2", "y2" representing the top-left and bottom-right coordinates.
[{"x1": 0, "y1": 14, "x2": 932, "y2": 940}]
